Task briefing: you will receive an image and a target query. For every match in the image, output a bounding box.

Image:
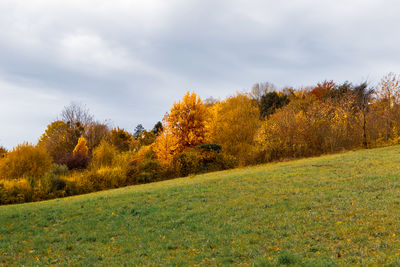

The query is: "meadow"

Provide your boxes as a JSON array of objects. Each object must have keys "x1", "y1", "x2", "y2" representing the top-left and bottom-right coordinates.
[{"x1": 2, "y1": 145, "x2": 400, "y2": 266}]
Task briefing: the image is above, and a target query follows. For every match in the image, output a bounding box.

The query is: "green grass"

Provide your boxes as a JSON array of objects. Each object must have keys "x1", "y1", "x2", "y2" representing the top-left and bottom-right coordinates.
[{"x1": 2, "y1": 146, "x2": 400, "y2": 266}]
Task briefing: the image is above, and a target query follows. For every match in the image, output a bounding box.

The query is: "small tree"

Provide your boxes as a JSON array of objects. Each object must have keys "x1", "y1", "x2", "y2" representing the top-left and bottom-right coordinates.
[
  {"x1": 134, "y1": 124, "x2": 145, "y2": 139},
  {"x1": 73, "y1": 137, "x2": 89, "y2": 157},
  {"x1": 152, "y1": 121, "x2": 163, "y2": 136},
  {"x1": 91, "y1": 140, "x2": 117, "y2": 169},
  {"x1": 259, "y1": 91, "x2": 290, "y2": 118},
  {"x1": 110, "y1": 127, "x2": 133, "y2": 152}
]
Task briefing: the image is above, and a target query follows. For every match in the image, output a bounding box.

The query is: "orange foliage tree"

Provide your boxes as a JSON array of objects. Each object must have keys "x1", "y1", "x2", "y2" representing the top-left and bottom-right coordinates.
[
  {"x1": 165, "y1": 91, "x2": 207, "y2": 152},
  {"x1": 153, "y1": 92, "x2": 207, "y2": 165},
  {"x1": 73, "y1": 137, "x2": 89, "y2": 157}
]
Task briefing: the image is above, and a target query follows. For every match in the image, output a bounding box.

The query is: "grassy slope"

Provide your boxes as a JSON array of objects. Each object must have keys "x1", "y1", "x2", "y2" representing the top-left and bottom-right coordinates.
[{"x1": 2, "y1": 146, "x2": 400, "y2": 266}]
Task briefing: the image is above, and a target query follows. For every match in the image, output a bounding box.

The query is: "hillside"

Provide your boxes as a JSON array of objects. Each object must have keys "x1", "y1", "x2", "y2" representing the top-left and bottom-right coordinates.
[{"x1": 2, "y1": 146, "x2": 400, "y2": 265}]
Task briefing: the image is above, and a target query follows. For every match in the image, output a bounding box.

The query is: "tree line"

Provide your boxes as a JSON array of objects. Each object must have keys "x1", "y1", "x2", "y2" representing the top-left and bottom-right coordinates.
[{"x1": 1, "y1": 73, "x2": 400, "y2": 204}]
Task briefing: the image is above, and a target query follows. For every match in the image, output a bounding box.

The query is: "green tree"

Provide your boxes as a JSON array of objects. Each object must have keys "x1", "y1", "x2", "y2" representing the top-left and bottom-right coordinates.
[
  {"x1": 259, "y1": 91, "x2": 290, "y2": 118},
  {"x1": 110, "y1": 127, "x2": 133, "y2": 152},
  {"x1": 152, "y1": 121, "x2": 163, "y2": 136},
  {"x1": 134, "y1": 124, "x2": 145, "y2": 139}
]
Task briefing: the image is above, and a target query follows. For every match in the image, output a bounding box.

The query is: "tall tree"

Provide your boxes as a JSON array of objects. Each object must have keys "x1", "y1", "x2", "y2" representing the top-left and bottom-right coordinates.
[
  {"x1": 207, "y1": 93, "x2": 261, "y2": 164},
  {"x1": 165, "y1": 91, "x2": 207, "y2": 152},
  {"x1": 259, "y1": 91, "x2": 290, "y2": 118},
  {"x1": 375, "y1": 73, "x2": 400, "y2": 140},
  {"x1": 38, "y1": 120, "x2": 81, "y2": 163},
  {"x1": 61, "y1": 102, "x2": 93, "y2": 128},
  {"x1": 351, "y1": 82, "x2": 374, "y2": 147},
  {"x1": 110, "y1": 127, "x2": 133, "y2": 152},
  {"x1": 84, "y1": 122, "x2": 110, "y2": 152},
  {"x1": 152, "y1": 121, "x2": 163, "y2": 136},
  {"x1": 134, "y1": 124, "x2": 145, "y2": 139}
]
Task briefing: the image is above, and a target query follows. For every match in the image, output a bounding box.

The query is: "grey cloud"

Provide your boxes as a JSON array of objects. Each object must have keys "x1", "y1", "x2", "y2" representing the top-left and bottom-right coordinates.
[{"x1": 1, "y1": 0, "x2": 400, "y2": 148}]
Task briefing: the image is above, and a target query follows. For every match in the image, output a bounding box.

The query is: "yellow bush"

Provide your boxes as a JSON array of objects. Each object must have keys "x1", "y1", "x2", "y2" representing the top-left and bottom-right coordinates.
[
  {"x1": 0, "y1": 178, "x2": 32, "y2": 204},
  {"x1": 0, "y1": 143, "x2": 52, "y2": 180},
  {"x1": 73, "y1": 137, "x2": 89, "y2": 157},
  {"x1": 91, "y1": 140, "x2": 117, "y2": 169}
]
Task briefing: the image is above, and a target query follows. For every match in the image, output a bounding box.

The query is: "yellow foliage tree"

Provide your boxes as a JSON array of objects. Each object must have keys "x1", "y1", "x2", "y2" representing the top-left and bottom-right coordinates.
[
  {"x1": 152, "y1": 127, "x2": 179, "y2": 166},
  {"x1": 73, "y1": 137, "x2": 89, "y2": 157},
  {"x1": 206, "y1": 93, "x2": 261, "y2": 164},
  {"x1": 0, "y1": 143, "x2": 52, "y2": 180},
  {"x1": 375, "y1": 73, "x2": 400, "y2": 140},
  {"x1": 91, "y1": 139, "x2": 116, "y2": 169},
  {"x1": 165, "y1": 91, "x2": 207, "y2": 153}
]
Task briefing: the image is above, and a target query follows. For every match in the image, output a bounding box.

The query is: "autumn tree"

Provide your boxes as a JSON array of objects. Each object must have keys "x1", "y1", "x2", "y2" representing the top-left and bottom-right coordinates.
[
  {"x1": 309, "y1": 80, "x2": 336, "y2": 100},
  {"x1": 134, "y1": 124, "x2": 145, "y2": 139},
  {"x1": 61, "y1": 102, "x2": 93, "y2": 127},
  {"x1": 259, "y1": 91, "x2": 290, "y2": 118},
  {"x1": 110, "y1": 127, "x2": 133, "y2": 152},
  {"x1": 250, "y1": 82, "x2": 277, "y2": 104},
  {"x1": 138, "y1": 130, "x2": 156, "y2": 146},
  {"x1": 0, "y1": 146, "x2": 7, "y2": 158},
  {"x1": 206, "y1": 93, "x2": 261, "y2": 164},
  {"x1": 165, "y1": 92, "x2": 207, "y2": 153},
  {"x1": 375, "y1": 73, "x2": 400, "y2": 140},
  {"x1": 73, "y1": 137, "x2": 89, "y2": 157},
  {"x1": 0, "y1": 143, "x2": 52, "y2": 180},
  {"x1": 84, "y1": 122, "x2": 110, "y2": 152},
  {"x1": 351, "y1": 82, "x2": 374, "y2": 147},
  {"x1": 152, "y1": 128, "x2": 178, "y2": 166},
  {"x1": 152, "y1": 121, "x2": 163, "y2": 136},
  {"x1": 38, "y1": 120, "x2": 81, "y2": 163},
  {"x1": 91, "y1": 139, "x2": 117, "y2": 169}
]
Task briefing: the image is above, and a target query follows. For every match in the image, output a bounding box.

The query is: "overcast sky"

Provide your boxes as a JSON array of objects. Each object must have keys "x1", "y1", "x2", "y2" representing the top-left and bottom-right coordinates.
[{"x1": 1, "y1": 0, "x2": 400, "y2": 149}]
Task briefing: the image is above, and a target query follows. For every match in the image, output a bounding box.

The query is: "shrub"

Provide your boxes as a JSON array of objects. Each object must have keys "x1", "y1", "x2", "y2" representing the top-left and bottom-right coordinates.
[
  {"x1": 50, "y1": 163, "x2": 69, "y2": 176},
  {"x1": 0, "y1": 143, "x2": 52, "y2": 180},
  {"x1": 110, "y1": 127, "x2": 133, "y2": 152},
  {"x1": 76, "y1": 168, "x2": 127, "y2": 192},
  {"x1": 126, "y1": 158, "x2": 161, "y2": 185},
  {"x1": 173, "y1": 150, "x2": 200, "y2": 177},
  {"x1": 113, "y1": 150, "x2": 136, "y2": 169},
  {"x1": 32, "y1": 173, "x2": 67, "y2": 201},
  {"x1": 59, "y1": 153, "x2": 89, "y2": 170},
  {"x1": 91, "y1": 140, "x2": 117, "y2": 169},
  {"x1": 196, "y1": 143, "x2": 222, "y2": 152},
  {"x1": 0, "y1": 179, "x2": 32, "y2": 204},
  {"x1": 172, "y1": 148, "x2": 238, "y2": 177}
]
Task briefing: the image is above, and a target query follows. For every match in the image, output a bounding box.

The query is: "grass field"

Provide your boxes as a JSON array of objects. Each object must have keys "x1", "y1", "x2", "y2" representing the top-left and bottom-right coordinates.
[{"x1": 2, "y1": 146, "x2": 400, "y2": 266}]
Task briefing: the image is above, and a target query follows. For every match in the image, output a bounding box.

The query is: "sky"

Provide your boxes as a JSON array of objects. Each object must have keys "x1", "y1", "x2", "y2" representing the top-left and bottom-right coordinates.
[{"x1": 1, "y1": 0, "x2": 400, "y2": 149}]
